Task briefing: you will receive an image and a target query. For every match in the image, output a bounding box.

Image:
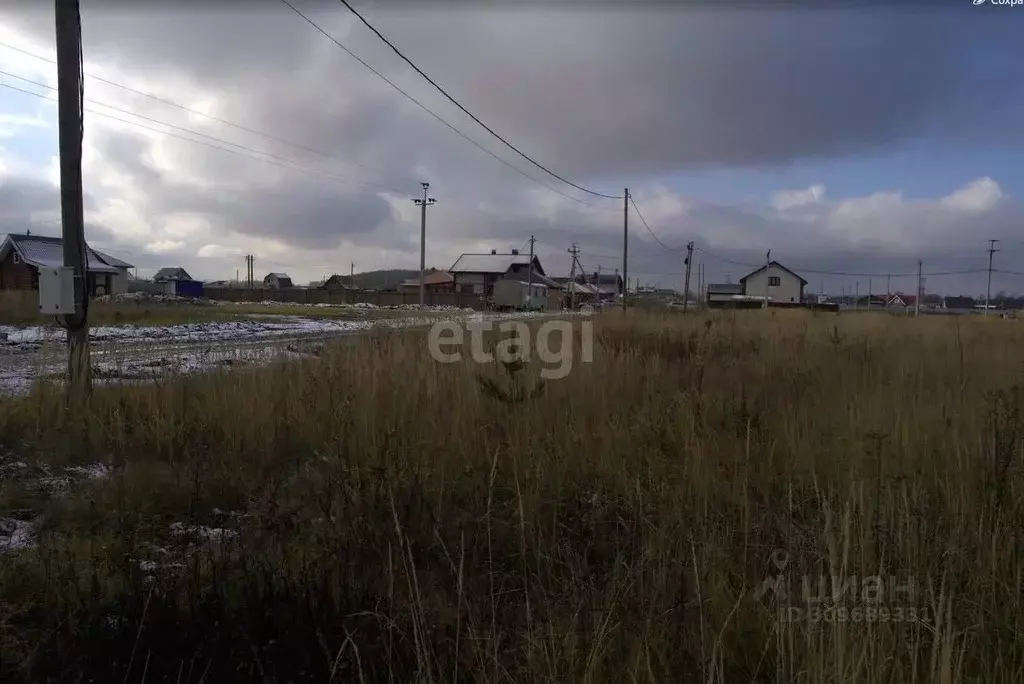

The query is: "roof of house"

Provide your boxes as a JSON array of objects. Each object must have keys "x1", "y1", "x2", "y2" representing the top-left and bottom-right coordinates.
[
  {"x1": 888, "y1": 293, "x2": 917, "y2": 305},
  {"x1": 449, "y1": 253, "x2": 543, "y2": 275},
  {"x1": 564, "y1": 281, "x2": 599, "y2": 295},
  {"x1": 401, "y1": 270, "x2": 454, "y2": 288},
  {"x1": 266, "y1": 272, "x2": 290, "y2": 279},
  {"x1": 707, "y1": 283, "x2": 745, "y2": 295},
  {"x1": 498, "y1": 280, "x2": 549, "y2": 289},
  {"x1": 154, "y1": 267, "x2": 192, "y2": 281},
  {"x1": 322, "y1": 273, "x2": 358, "y2": 286},
  {"x1": 0, "y1": 233, "x2": 134, "y2": 273},
  {"x1": 739, "y1": 261, "x2": 808, "y2": 286},
  {"x1": 531, "y1": 273, "x2": 560, "y2": 288}
]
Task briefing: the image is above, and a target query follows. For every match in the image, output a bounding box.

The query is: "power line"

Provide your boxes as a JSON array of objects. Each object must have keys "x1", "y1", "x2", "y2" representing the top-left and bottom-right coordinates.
[
  {"x1": 0, "y1": 81, "x2": 391, "y2": 193},
  {"x1": 628, "y1": 195, "x2": 687, "y2": 252},
  {"x1": 0, "y1": 70, "x2": 388, "y2": 188},
  {"x1": 279, "y1": 0, "x2": 593, "y2": 206},
  {"x1": 0, "y1": 39, "x2": 411, "y2": 185},
  {"x1": 334, "y1": 0, "x2": 621, "y2": 201}
]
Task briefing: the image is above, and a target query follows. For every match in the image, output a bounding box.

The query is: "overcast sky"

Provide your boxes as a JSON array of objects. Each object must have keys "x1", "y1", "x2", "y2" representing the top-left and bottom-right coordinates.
[{"x1": 1, "y1": 2, "x2": 1023, "y2": 295}]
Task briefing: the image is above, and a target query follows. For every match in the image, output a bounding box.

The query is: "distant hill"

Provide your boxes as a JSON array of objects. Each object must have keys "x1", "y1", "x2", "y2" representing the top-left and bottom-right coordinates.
[{"x1": 352, "y1": 269, "x2": 421, "y2": 290}]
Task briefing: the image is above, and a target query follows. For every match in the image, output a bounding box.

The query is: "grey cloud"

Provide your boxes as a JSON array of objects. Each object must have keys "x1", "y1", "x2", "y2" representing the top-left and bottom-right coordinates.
[{"x1": 2, "y1": 4, "x2": 1024, "y2": 289}]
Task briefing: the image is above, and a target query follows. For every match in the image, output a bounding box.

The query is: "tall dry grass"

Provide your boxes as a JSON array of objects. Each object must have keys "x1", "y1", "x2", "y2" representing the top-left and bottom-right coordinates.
[{"x1": 0, "y1": 309, "x2": 1023, "y2": 682}]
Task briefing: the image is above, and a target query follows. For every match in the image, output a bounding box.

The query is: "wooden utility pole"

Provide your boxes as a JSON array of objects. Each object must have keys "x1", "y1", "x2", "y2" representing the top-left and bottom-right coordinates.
[
  {"x1": 868, "y1": 277, "x2": 873, "y2": 310},
  {"x1": 985, "y1": 239, "x2": 1000, "y2": 317},
  {"x1": 568, "y1": 243, "x2": 580, "y2": 310},
  {"x1": 682, "y1": 240, "x2": 694, "y2": 312},
  {"x1": 350, "y1": 262, "x2": 354, "y2": 279},
  {"x1": 622, "y1": 188, "x2": 629, "y2": 312},
  {"x1": 56, "y1": 0, "x2": 90, "y2": 400},
  {"x1": 526, "y1": 234, "x2": 536, "y2": 310},
  {"x1": 915, "y1": 260, "x2": 922, "y2": 316},
  {"x1": 763, "y1": 249, "x2": 771, "y2": 309},
  {"x1": 886, "y1": 273, "x2": 891, "y2": 306},
  {"x1": 413, "y1": 182, "x2": 437, "y2": 310}
]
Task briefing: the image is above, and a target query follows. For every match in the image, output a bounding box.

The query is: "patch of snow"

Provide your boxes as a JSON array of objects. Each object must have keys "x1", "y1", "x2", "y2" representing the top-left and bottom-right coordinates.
[
  {"x1": 169, "y1": 522, "x2": 239, "y2": 541},
  {"x1": 64, "y1": 463, "x2": 111, "y2": 480},
  {"x1": 0, "y1": 517, "x2": 35, "y2": 551}
]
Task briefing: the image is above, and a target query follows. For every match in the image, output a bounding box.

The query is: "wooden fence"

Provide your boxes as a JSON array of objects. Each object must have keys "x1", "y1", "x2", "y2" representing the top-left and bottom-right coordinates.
[{"x1": 204, "y1": 287, "x2": 487, "y2": 309}]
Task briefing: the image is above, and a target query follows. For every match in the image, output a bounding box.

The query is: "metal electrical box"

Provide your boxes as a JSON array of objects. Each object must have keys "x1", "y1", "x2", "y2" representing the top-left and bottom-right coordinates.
[{"x1": 38, "y1": 267, "x2": 76, "y2": 315}]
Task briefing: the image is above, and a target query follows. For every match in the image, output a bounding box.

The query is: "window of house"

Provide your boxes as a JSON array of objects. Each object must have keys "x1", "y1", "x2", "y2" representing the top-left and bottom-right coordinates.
[
  {"x1": 768, "y1": 276, "x2": 780, "y2": 286},
  {"x1": 12, "y1": 253, "x2": 20, "y2": 264}
]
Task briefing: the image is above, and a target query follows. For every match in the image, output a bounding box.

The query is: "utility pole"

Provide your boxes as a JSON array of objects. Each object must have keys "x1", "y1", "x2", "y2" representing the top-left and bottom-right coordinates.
[
  {"x1": 350, "y1": 262, "x2": 354, "y2": 280},
  {"x1": 915, "y1": 260, "x2": 922, "y2": 316},
  {"x1": 568, "y1": 243, "x2": 580, "y2": 310},
  {"x1": 697, "y1": 262, "x2": 703, "y2": 309},
  {"x1": 855, "y1": 281, "x2": 859, "y2": 311},
  {"x1": 244, "y1": 254, "x2": 254, "y2": 289},
  {"x1": 886, "y1": 273, "x2": 891, "y2": 306},
  {"x1": 763, "y1": 249, "x2": 771, "y2": 309},
  {"x1": 622, "y1": 188, "x2": 629, "y2": 312},
  {"x1": 868, "y1": 277, "x2": 872, "y2": 309},
  {"x1": 56, "y1": 0, "x2": 90, "y2": 401},
  {"x1": 986, "y1": 239, "x2": 1000, "y2": 317},
  {"x1": 413, "y1": 182, "x2": 437, "y2": 310},
  {"x1": 682, "y1": 240, "x2": 694, "y2": 312},
  {"x1": 527, "y1": 234, "x2": 536, "y2": 310}
]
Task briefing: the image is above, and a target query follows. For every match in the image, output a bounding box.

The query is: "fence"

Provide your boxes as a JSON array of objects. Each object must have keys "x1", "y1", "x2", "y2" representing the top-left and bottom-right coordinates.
[{"x1": 203, "y1": 287, "x2": 487, "y2": 309}]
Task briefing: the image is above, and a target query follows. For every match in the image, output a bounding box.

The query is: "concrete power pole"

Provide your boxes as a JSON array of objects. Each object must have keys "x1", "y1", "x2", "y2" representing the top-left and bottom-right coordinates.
[
  {"x1": 527, "y1": 234, "x2": 536, "y2": 310},
  {"x1": 55, "y1": 0, "x2": 90, "y2": 400},
  {"x1": 986, "y1": 239, "x2": 1000, "y2": 317},
  {"x1": 413, "y1": 182, "x2": 437, "y2": 310},
  {"x1": 915, "y1": 260, "x2": 922, "y2": 316},
  {"x1": 682, "y1": 240, "x2": 694, "y2": 312},
  {"x1": 763, "y1": 249, "x2": 771, "y2": 309},
  {"x1": 568, "y1": 243, "x2": 580, "y2": 310},
  {"x1": 622, "y1": 188, "x2": 629, "y2": 312}
]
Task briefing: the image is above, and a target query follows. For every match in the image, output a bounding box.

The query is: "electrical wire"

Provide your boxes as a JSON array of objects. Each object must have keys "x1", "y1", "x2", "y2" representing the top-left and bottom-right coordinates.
[
  {"x1": 279, "y1": 0, "x2": 593, "y2": 206},
  {"x1": 628, "y1": 195, "x2": 687, "y2": 252},
  {"x1": 0, "y1": 70, "x2": 392, "y2": 189},
  {"x1": 0, "y1": 39, "x2": 413, "y2": 185},
  {"x1": 336, "y1": 0, "x2": 622, "y2": 201},
  {"x1": 0, "y1": 82, "x2": 397, "y2": 194}
]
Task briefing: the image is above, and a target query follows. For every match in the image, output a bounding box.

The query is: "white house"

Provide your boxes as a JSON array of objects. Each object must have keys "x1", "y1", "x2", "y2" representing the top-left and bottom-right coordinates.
[
  {"x1": 740, "y1": 261, "x2": 807, "y2": 304},
  {"x1": 706, "y1": 261, "x2": 807, "y2": 307}
]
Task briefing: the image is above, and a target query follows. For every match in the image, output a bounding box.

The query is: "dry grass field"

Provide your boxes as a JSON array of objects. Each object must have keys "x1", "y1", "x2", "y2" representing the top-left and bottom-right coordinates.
[
  {"x1": 1, "y1": 308, "x2": 1023, "y2": 682},
  {"x1": 0, "y1": 291, "x2": 439, "y2": 326}
]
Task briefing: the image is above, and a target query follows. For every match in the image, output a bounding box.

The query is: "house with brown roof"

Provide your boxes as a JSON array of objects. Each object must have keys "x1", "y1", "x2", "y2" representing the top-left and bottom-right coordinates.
[
  {"x1": 320, "y1": 274, "x2": 359, "y2": 291},
  {"x1": 400, "y1": 269, "x2": 455, "y2": 294}
]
